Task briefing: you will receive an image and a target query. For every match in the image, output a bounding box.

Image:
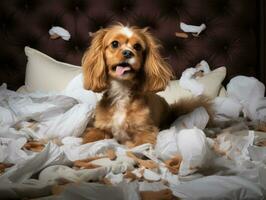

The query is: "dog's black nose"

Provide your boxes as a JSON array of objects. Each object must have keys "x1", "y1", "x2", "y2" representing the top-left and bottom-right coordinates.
[{"x1": 122, "y1": 50, "x2": 133, "y2": 59}]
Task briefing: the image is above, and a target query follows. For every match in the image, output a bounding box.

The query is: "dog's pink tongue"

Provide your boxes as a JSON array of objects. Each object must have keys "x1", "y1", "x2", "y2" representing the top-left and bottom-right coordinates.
[{"x1": 116, "y1": 66, "x2": 131, "y2": 76}]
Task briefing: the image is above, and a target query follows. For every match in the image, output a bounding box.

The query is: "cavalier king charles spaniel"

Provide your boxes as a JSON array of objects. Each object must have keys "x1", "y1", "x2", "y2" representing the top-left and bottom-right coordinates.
[{"x1": 82, "y1": 24, "x2": 210, "y2": 147}]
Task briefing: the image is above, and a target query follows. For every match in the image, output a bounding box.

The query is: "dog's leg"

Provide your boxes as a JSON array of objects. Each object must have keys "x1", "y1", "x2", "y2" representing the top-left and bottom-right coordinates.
[
  {"x1": 82, "y1": 128, "x2": 111, "y2": 144},
  {"x1": 130, "y1": 127, "x2": 158, "y2": 147}
]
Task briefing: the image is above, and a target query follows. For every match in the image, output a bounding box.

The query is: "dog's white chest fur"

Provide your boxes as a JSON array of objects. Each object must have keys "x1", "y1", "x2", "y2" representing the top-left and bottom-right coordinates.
[{"x1": 110, "y1": 81, "x2": 130, "y2": 142}]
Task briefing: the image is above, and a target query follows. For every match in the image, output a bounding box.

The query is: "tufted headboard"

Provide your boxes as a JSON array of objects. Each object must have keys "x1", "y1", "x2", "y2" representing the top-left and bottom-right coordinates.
[{"x1": 0, "y1": 0, "x2": 263, "y2": 90}]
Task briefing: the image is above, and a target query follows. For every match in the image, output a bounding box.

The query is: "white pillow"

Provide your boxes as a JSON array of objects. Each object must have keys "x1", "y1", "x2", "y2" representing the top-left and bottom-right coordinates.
[
  {"x1": 22, "y1": 46, "x2": 226, "y2": 104},
  {"x1": 157, "y1": 67, "x2": 226, "y2": 104},
  {"x1": 24, "y1": 46, "x2": 82, "y2": 92}
]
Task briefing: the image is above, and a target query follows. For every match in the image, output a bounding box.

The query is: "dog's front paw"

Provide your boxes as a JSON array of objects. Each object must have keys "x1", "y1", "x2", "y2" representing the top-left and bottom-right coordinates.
[{"x1": 82, "y1": 128, "x2": 111, "y2": 144}]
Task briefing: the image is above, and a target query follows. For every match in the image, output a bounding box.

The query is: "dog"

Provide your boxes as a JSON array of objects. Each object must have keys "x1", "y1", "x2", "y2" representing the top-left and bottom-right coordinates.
[{"x1": 82, "y1": 23, "x2": 211, "y2": 147}]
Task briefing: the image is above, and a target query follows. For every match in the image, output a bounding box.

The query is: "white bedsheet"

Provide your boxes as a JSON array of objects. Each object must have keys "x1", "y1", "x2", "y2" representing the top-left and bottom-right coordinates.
[{"x1": 0, "y1": 74, "x2": 266, "y2": 200}]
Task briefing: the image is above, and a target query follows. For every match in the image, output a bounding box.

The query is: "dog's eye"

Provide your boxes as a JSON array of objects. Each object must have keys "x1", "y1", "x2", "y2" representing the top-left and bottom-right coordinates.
[
  {"x1": 111, "y1": 41, "x2": 119, "y2": 48},
  {"x1": 133, "y1": 43, "x2": 142, "y2": 51}
]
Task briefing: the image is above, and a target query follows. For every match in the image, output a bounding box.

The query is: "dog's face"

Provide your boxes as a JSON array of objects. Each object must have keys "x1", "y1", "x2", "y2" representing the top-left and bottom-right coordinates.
[
  {"x1": 82, "y1": 24, "x2": 173, "y2": 92},
  {"x1": 104, "y1": 26, "x2": 145, "y2": 81}
]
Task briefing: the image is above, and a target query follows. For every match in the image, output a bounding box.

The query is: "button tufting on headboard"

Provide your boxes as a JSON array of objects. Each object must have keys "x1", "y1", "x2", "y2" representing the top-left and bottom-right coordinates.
[{"x1": 0, "y1": 0, "x2": 260, "y2": 90}]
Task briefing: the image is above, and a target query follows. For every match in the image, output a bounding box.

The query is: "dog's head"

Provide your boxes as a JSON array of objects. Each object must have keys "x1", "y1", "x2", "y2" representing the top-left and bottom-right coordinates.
[{"x1": 82, "y1": 24, "x2": 173, "y2": 92}]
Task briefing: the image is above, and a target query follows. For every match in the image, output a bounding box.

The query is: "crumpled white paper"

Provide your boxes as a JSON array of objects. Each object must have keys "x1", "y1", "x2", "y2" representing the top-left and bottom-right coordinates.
[
  {"x1": 225, "y1": 76, "x2": 266, "y2": 122},
  {"x1": 49, "y1": 26, "x2": 71, "y2": 41},
  {"x1": 0, "y1": 142, "x2": 67, "y2": 183},
  {"x1": 90, "y1": 156, "x2": 135, "y2": 174},
  {"x1": 196, "y1": 60, "x2": 211, "y2": 74},
  {"x1": 180, "y1": 22, "x2": 206, "y2": 36},
  {"x1": 177, "y1": 128, "x2": 212, "y2": 176},
  {"x1": 39, "y1": 165, "x2": 109, "y2": 184},
  {"x1": 179, "y1": 60, "x2": 211, "y2": 96},
  {"x1": 0, "y1": 74, "x2": 97, "y2": 140},
  {"x1": 180, "y1": 68, "x2": 204, "y2": 95},
  {"x1": 105, "y1": 172, "x2": 124, "y2": 184},
  {"x1": 62, "y1": 139, "x2": 122, "y2": 161},
  {"x1": 1, "y1": 72, "x2": 266, "y2": 200},
  {"x1": 143, "y1": 169, "x2": 161, "y2": 181},
  {"x1": 213, "y1": 96, "x2": 243, "y2": 121},
  {"x1": 171, "y1": 107, "x2": 209, "y2": 130},
  {"x1": 212, "y1": 76, "x2": 266, "y2": 124},
  {"x1": 0, "y1": 137, "x2": 28, "y2": 164},
  {"x1": 214, "y1": 130, "x2": 255, "y2": 163},
  {"x1": 156, "y1": 107, "x2": 209, "y2": 161}
]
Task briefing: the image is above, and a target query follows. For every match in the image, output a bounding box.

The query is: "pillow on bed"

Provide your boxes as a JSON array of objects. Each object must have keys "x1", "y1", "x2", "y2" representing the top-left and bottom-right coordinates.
[
  {"x1": 157, "y1": 67, "x2": 226, "y2": 104},
  {"x1": 24, "y1": 46, "x2": 82, "y2": 92},
  {"x1": 22, "y1": 46, "x2": 226, "y2": 103}
]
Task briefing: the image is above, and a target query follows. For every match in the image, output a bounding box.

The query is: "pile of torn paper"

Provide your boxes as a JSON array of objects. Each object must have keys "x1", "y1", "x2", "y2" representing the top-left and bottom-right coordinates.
[{"x1": 0, "y1": 72, "x2": 266, "y2": 200}]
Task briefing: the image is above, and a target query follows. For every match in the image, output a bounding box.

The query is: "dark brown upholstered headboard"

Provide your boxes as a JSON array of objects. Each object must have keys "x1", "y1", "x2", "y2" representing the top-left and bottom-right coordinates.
[{"x1": 0, "y1": 0, "x2": 262, "y2": 90}]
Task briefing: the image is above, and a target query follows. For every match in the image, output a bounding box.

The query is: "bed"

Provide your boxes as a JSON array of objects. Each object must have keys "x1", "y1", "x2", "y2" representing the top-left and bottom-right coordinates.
[{"x1": 0, "y1": 0, "x2": 266, "y2": 199}]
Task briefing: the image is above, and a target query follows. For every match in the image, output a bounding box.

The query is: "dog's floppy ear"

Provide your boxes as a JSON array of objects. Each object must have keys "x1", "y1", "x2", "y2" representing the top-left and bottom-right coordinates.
[
  {"x1": 82, "y1": 28, "x2": 108, "y2": 92},
  {"x1": 142, "y1": 29, "x2": 174, "y2": 92}
]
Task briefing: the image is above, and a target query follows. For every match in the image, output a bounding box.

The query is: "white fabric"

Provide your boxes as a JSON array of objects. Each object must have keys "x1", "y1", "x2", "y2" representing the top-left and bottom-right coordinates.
[
  {"x1": 171, "y1": 175, "x2": 264, "y2": 200},
  {"x1": 0, "y1": 75, "x2": 97, "y2": 140},
  {"x1": 37, "y1": 182, "x2": 141, "y2": 200},
  {"x1": 1, "y1": 73, "x2": 266, "y2": 199},
  {"x1": 0, "y1": 142, "x2": 67, "y2": 183}
]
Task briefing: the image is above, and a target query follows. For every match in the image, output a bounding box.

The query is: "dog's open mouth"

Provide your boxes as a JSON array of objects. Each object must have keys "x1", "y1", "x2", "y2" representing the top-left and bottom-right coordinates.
[{"x1": 113, "y1": 62, "x2": 132, "y2": 76}]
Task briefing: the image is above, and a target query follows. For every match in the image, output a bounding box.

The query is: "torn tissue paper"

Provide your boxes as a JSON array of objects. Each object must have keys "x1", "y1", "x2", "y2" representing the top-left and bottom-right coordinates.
[
  {"x1": 39, "y1": 165, "x2": 109, "y2": 184},
  {"x1": 171, "y1": 107, "x2": 209, "y2": 131},
  {"x1": 179, "y1": 60, "x2": 211, "y2": 96},
  {"x1": 0, "y1": 74, "x2": 97, "y2": 140},
  {"x1": 214, "y1": 130, "x2": 254, "y2": 163},
  {"x1": 1, "y1": 71, "x2": 266, "y2": 200},
  {"x1": 0, "y1": 142, "x2": 67, "y2": 183},
  {"x1": 156, "y1": 107, "x2": 209, "y2": 161},
  {"x1": 213, "y1": 97, "x2": 243, "y2": 121},
  {"x1": 179, "y1": 68, "x2": 204, "y2": 95},
  {"x1": 90, "y1": 156, "x2": 136, "y2": 173},
  {"x1": 49, "y1": 26, "x2": 71, "y2": 41},
  {"x1": 177, "y1": 128, "x2": 212, "y2": 176},
  {"x1": 62, "y1": 139, "x2": 122, "y2": 161},
  {"x1": 180, "y1": 22, "x2": 206, "y2": 36},
  {"x1": 227, "y1": 76, "x2": 266, "y2": 122},
  {"x1": 195, "y1": 60, "x2": 211, "y2": 74}
]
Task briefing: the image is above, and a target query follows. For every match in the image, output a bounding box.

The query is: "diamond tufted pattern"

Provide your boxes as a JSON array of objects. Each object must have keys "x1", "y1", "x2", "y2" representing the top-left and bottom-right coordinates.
[{"x1": 0, "y1": 0, "x2": 259, "y2": 90}]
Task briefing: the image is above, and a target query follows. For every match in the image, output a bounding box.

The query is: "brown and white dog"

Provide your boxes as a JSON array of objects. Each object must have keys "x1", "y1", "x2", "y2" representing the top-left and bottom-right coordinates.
[{"x1": 82, "y1": 24, "x2": 210, "y2": 147}]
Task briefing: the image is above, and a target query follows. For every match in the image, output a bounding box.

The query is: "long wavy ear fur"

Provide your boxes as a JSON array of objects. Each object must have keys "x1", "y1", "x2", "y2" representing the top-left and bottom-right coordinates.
[
  {"x1": 142, "y1": 29, "x2": 174, "y2": 92},
  {"x1": 82, "y1": 29, "x2": 108, "y2": 92}
]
